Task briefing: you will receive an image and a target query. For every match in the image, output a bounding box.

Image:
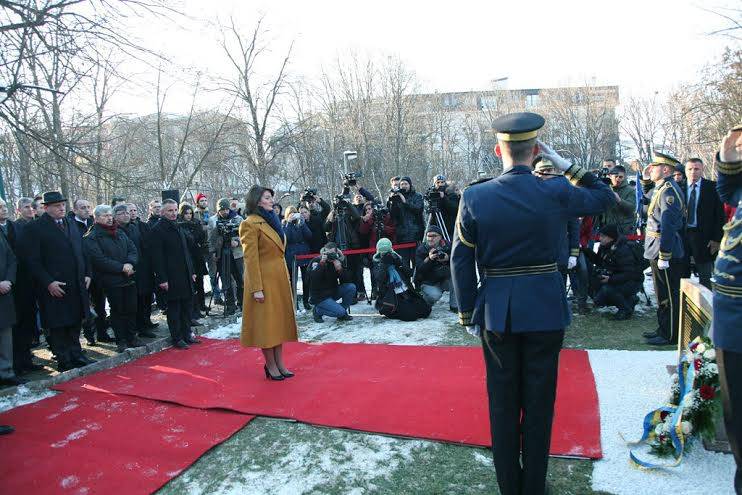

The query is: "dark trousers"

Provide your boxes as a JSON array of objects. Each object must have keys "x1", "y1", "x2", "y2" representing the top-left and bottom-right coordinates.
[
  {"x1": 718, "y1": 348, "x2": 742, "y2": 495},
  {"x1": 594, "y1": 281, "x2": 641, "y2": 313},
  {"x1": 12, "y1": 296, "x2": 37, "y2": 369},
  {"x1": 397, "y1": 243, "x2": 417, "y2": 272},
  {"x1": 683, "y1": 229, "x2": 714, "y2": 289},
  {"x1": 46, "y1": 325, "x2": 83, "y2": 366},
  {"x1": 288, "y1": 261, "x2": 311, "y2": 306},
  {"x1": 194, "y1": 272, "x2": 206, "y2": 311},
  {"x1": 166, "y1": 297, "x2": 192, "y2": 343},
  {"x1": 570, "y1": 252, "x2": 589, "y2": 305},
  {"x1": 135, "y1": 292, "x2": 153, "y2": 331},
  {"x1": 107, "y1": 285, "x2": 138, "y2": 345},
  {"x1": 90, "y1": 280, "x2": 108, "y2": 336},
  {"x1": 481, "y1": 327, "x2": 565, "y2": 495},
  {"x1": 650, "y1": 258, "x2": 682, "y2": 342}
]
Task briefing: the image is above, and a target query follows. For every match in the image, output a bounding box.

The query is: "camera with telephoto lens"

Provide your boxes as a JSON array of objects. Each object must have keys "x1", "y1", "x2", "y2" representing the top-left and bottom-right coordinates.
[
  {"x1": 301, "y1": 187, "x2": 317, "y2": 203},
  {"x1": 595, "y1": 167, "x2": 612, "y2": 185},
  {"x1": 432, "y1": 247, "x2": 447, "y2": 261},
  {"x1": 216, "y1": 217, "x2": 238, "y2": 238},
  {"x1": 342, "y1": 171, "x2": 363, "y2": 188}
]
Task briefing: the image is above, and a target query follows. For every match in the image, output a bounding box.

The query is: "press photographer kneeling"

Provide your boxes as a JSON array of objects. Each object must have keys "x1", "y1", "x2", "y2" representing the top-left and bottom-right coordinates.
[
  {"x1": 308, "y1": 243, "x2": 356, "y2": 323},
  {"x1": 372, "y1": 238, "x2": 431, "y2": 321},
  {"x1": 414, "y1": 225, "x2": 456, "y2": 312},
  {"x1": 584, "y1": 224, "x2": 644, "y2": 321}
]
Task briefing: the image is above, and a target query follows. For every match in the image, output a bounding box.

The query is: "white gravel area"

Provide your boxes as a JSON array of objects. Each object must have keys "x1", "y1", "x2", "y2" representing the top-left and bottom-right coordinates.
[
  {"x1": 0, "y1": 386, "x2": 57, "y2": 413},
  {"x1": 589, "y1": 349, "x2": 736, "y2": 495}
]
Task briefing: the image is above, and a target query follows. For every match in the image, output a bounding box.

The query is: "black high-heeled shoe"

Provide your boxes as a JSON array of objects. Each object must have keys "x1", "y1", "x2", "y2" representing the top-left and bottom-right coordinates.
[
  {"x1": 264, "y1": 365, "x2": 285, "y2": 381},
  {"x1": 279, "y1": 369, "x2": 294, "y2": 378}
]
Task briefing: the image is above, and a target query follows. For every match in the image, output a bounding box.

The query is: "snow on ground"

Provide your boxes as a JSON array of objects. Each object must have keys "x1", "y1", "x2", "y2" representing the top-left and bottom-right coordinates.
[
  {"x1": 590, "y1": 349, "x2": 736, "y2": 495},
  {"x1": 0, "y1": 385, "x2": 57, "y2": 413},
  {"x1": 178, "y1": 425, "x2": 429, "y2": 495}
]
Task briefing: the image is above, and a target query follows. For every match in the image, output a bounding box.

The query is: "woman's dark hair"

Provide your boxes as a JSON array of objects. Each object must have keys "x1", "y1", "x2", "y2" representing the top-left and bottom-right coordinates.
[
  {"x1": 245, "y1": 185, "x2": 274, "y2": 215},
  {"x1": 178, "y1": 202, "x2": 194, "y2": 218}
]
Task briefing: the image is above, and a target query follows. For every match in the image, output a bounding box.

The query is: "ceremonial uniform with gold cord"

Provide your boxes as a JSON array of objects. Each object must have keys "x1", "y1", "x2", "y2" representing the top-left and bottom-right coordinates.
[
  {"x1": 640, "y1": 151, "x2": 685, "y2": 345},
  {"x1": 451, "y1": 112, "x2": 614, "y2": 495},
  {"x1": 713, "y1": 141, "x2": 742, "y2": 495}
]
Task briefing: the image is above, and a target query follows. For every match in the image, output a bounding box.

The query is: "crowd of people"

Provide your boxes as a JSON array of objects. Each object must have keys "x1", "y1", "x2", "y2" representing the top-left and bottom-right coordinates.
[{"x1": 0, "y1": 190, "x2": 260, "y2": 384}]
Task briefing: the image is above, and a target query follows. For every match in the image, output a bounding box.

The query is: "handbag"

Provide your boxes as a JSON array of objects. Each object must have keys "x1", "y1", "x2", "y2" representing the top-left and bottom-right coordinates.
[{"x1": 378, "y1": 286, "x2": 398, "y2": 316}]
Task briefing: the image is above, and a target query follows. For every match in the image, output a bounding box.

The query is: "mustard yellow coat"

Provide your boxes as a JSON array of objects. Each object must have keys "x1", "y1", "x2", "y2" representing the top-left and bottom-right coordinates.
[{"x1": 239, "y1": 214, "x2": 298, "y2": 348}]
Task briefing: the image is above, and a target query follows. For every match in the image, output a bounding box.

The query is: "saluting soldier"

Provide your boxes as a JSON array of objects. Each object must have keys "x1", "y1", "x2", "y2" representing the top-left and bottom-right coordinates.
[
  {"x1": 639, "y1": 152, "x2": 685, "y2": 346},
  {"x1": 713, "y1": 125, "x2": 742, "y2": 495},
  {"x1": 451, "y1": 112, "x2": 615, "y2": 495}
]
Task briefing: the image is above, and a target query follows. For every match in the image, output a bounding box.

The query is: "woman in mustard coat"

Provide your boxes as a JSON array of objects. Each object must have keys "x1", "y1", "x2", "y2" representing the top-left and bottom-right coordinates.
[{"x1": 239, "y1": 185, "x2": 298, "y2": 380}]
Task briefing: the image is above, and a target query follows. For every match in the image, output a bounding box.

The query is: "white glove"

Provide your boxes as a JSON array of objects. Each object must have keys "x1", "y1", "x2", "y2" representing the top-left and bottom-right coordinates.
[
  {"x1": 536, "y1": 140, "x2": 571, "y2": 172},
  {"x1": 567, "y1": 256, "x2": 577, "y2": 270},
  {"x1": 657, "y1": 259, "x2": 670, "y2": 270}
]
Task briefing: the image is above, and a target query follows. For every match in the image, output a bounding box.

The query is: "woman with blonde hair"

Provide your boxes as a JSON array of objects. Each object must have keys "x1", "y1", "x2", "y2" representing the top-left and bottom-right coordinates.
[{"x1": 239, "y1": 186, "x2": 298, "y2": 380}]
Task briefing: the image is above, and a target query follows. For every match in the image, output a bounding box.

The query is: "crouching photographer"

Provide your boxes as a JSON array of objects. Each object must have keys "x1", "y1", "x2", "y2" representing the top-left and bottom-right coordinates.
[
  {"x1": 308, "y1": 243, "x2": 355, "y2": 323},
  {"x1": 414, "y1": 226, "x2": 456, "y2": 312},
  {"x1": 372, "y1": 238, "x2": 431, "y2": 321},
  {"x1": 584, "y1": 224, "x2": 644, "y2": 320}
]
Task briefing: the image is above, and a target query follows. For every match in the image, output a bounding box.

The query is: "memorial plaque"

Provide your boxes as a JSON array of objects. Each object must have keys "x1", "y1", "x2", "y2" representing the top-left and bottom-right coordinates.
[{"x1": 677, "y1": 278, "x2": 713, "y2": 359}]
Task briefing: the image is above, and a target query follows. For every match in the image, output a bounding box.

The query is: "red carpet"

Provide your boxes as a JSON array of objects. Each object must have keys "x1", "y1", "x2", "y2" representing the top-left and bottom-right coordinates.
[
  {"x1": 0, "y1": 391, "x2": 253, "y2": 494},
  {"x1": 55, "y1": 339, "x2": 602, "y2": 459}
]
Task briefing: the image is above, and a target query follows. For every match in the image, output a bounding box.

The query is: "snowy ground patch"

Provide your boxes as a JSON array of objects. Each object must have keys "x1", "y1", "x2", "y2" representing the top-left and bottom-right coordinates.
[
  {"x1": 0, "y1": 385, "x2": 56, "y2": 413},
  {"x1": 589, "y1": 349, "x2": 736, "y2": 495}
]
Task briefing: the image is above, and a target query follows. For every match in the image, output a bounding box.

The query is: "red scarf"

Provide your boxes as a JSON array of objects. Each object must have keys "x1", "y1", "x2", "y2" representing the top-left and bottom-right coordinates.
[{"x1": 100, "y1": 223, "x2": 117, "y2": 237}]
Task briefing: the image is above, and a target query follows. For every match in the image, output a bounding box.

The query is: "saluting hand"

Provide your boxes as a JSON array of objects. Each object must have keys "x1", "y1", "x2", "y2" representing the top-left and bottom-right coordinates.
[
  {"x1": 536, "y1": 140, "x2": 571, "y2": 172},
  {"x1": 719, "y1": 127, "x2": 742, "y2": 163}
]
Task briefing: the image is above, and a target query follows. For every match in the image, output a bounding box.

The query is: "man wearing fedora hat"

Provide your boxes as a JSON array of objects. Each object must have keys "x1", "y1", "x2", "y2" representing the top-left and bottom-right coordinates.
[{"x1": 24, "y1": 191, "x2": 94, "y2": 371}]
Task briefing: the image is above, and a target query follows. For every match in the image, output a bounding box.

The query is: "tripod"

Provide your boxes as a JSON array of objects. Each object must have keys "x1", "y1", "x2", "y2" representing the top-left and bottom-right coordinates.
[{"x1": 425, "y1": 207, "x2": 451, "y2": 243}]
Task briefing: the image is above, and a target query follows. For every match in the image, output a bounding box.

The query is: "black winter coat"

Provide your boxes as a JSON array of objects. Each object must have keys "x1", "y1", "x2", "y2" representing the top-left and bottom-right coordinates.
[
  {"x1": 83, "y1": 224, "x2": 138, "y2": 289},
  {"x1": 372, "y1": 252, "x2": 415, "y2": 306},
  {"x1": 178, "y1": 219, "x2": 207, "y2": 276},
  {"x1": 121, "y1": 220, "x2": 155, "y2": 294},
  {"x1": 413, "y1": 241, "x2": 451, "y2": 285},
  {"x1": 0, "y1": 232, "x2": 17, "y2": 328},
  {"x1": 149, "y1": 217, "x2": 194, "y2": 300},
  {"x1": 307, "y1": 256, "x2": 353, "y2": 304},
  {"x1": 390, "y1": 189, "x2": 424, "y2": 243},
  {"x1": 24, "y1": 213, "x2": 90, "y2": 328},
  {"x1": 307, "y1": 199, "x2": 331, "y2": 253},
  {"x1": 66, "y1": 211, "x2": 93, "y2": 239},
  {"x1": 324, "y1": 203, "x2": 362, "y2": 249},
  {"x1": 585, "y1": 237, "x2": 644, "y2": 285}
]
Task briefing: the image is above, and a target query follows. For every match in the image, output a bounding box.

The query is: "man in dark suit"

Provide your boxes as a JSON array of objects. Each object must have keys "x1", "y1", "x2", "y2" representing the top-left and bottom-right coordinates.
[
  {"x1": 25, "y1": 191, "x2": 94, "y2": 371},
  {"x1": 149, "y1": 199, "x2": 198, "y2": 349},
  {"x1": 681, "y1": 158, "x2": 726, "y2": 290}
]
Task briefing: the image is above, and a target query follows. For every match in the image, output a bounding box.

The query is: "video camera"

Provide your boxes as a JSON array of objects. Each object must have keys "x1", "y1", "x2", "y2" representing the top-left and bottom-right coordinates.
[
  {"x1": 595, "y1": 167, "x2": 612, "y2": 185},
  {"x1": 425, "y1": 184, "x2": 445, "y2": 212},
  {"x1": 301, "y1": 187, "x2": 318, "y2": 203},
  {"x1": 342, "y1": 171, "x2": 362, "y2": 188},
  {"x1": 215, "y1": 217, "x2": 238, "y2": 238}
]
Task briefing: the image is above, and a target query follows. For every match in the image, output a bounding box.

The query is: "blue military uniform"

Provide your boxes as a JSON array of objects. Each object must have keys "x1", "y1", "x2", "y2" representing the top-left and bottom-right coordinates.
[
  {"x1": 640, "y1": 152, "x2": 686, "y2": 345},
  {"x1": 713, "y1": 143, "x2": 742, "y2": 494},
  {"x1": 451, "y1": 112, "x2": 615, "y2": 495}
]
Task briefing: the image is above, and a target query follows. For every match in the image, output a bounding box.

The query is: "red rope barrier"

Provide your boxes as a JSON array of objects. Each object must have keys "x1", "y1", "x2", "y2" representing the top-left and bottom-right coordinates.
[{"x1": 295, "y1": 242, "x2": 418, "y2": 261}]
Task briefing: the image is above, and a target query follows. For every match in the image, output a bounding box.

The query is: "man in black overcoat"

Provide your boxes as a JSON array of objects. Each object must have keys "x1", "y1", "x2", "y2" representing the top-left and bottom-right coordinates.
[
  {"x1": 24, "y1": 191, "x2": 94, "y2": 371},
  {"x1": 149, "y1": 199, "x2": 199, "y2": 349}
]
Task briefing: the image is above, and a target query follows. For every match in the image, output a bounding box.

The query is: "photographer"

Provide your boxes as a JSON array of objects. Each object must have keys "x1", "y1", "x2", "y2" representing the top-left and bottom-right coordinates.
[
  {"x1": 600, "y1": 165, "x2": 637, "y2": 235},
  {"x1": 584, "y1": 224, "x2": 644, "y2": 320},
  {"x1": 301, "y1": 189, "x2": 331, "y2": 254},
  {"x1": 372, "y1": 238, "x2": 431, "y2": 321},
  {"x1": 307, "y1": 243, "x2": 355, "y2": 323},
  {"x1": 324, "y1": 190, "x2": 363, "y2": 301},
  {"x1": 426, "y1": 175, "x2": 460, "y2": 238},
  {"x1": 208, "y1": 198, "x2": 244, "y2": 316},
  {"x1": 284, "y1": 206, "x2": 313, "y2": 311},
  {"x1": 387, "y1": 176, "x2": 424, "y2": 268},
  {"x1": 414, "y1": 226, "x2": 456, "y2": 311}
]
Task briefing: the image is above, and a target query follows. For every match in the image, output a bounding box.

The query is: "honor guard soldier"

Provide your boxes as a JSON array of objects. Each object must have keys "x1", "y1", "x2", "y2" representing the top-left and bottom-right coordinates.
[
  {"x1": 713, "y1": 126, "x2": 742, "y2": 495},
  {"x1": 451, "y1": 112, "x2": 615, "y2": 495},
  {"x1": 639, "y1": 152, "x2": 685, "y2": 346}
]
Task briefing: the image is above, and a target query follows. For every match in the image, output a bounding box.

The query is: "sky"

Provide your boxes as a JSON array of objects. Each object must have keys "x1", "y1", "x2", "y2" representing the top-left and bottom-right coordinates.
[{"x1": 114, "y1": 0, "x2": 738, "y2": 115}]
